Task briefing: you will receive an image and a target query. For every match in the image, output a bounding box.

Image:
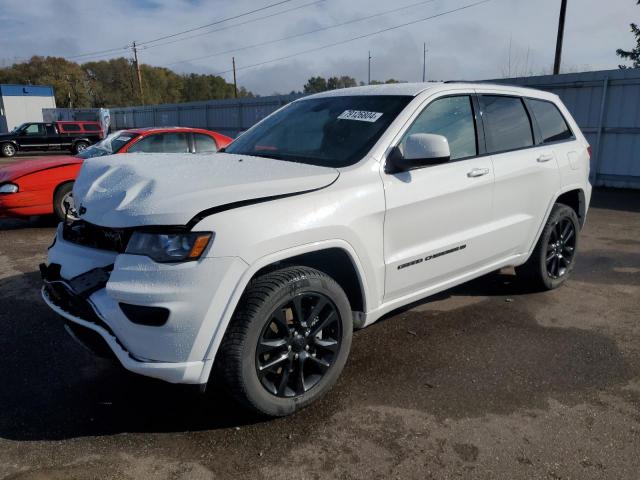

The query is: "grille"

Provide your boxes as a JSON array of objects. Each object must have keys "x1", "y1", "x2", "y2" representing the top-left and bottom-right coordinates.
[{"x1": 63, "y1": 220, "x2": 132, "y2": 253}]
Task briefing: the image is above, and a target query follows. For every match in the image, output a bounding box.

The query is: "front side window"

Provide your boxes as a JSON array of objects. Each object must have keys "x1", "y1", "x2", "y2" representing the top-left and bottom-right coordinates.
[
  {"x1": 128, "y1": 133, "x2": 190, "y2": 153},
  {"x1": 481, "y1": 96, "x2": 533, "y2": 153},
  {"x1": 23, "y1": 124, "x2": 45, "y2": 136},
  {"x1": 225, "y1": 95, "x2": 413, "y2": 168},
  {"x1": 194, "y1": 133, "x2": 217, "y2": 153},
  {"x1": 528, "y1": 99, "x2": 573, "y2": 144},
  {"x1": 403, "y1": 95, "x2": 477, "y2": 160}
]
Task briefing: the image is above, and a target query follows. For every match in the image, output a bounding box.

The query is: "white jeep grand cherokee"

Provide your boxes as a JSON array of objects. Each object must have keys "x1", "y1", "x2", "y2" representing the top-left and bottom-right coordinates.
[{"x1": 42, "y1": 83, "x2": 591, "y2": 416}]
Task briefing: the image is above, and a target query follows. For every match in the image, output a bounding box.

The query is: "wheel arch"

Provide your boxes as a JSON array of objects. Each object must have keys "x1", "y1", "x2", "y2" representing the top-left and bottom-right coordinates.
[
  {"x1": 198, "y1": 240, "x2": 370, "y2": 384},
  {"x1": 521, "y1": 186, "x2": 587, "y2": 265},
  {"x1": 555, "y1": 188, "x2": 586, "y2": 227}
]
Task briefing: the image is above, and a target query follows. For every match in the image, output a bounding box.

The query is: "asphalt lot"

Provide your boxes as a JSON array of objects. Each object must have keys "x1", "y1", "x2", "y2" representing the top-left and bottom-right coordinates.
[{"x1": 0, "y1": 171, "x2": 639, "y2": 478}]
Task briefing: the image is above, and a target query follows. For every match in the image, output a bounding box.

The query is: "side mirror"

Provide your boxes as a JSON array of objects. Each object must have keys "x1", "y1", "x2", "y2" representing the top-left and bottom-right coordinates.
[{"x1": 386, "y1": 133, "x2": 451, "y2": 173}]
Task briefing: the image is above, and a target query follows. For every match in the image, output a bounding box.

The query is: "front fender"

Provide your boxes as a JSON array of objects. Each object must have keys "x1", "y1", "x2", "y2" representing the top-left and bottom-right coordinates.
[{"x1": 196, "y1": 239, "x2": 370, "y2": 385}]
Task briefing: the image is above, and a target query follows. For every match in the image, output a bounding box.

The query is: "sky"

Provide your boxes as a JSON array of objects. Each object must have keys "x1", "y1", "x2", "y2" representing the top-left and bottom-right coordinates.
[{"x1": 0, "y1": 0, "x2": 637, "y2": 95}]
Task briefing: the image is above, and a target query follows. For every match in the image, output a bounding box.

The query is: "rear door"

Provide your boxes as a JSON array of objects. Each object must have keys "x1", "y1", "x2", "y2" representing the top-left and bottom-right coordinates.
[
  {"x1": 382, "y1": 93, "x2": 495, "y2": 301},
  {"x1": 477, "y1": 92, "x2": 561, "y2": 257}
]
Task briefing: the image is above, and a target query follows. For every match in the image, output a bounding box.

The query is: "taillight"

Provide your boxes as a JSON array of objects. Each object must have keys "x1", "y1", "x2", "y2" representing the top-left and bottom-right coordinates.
[{"x1": 587, "y1": 145, "x2": 592, "y2": 158}]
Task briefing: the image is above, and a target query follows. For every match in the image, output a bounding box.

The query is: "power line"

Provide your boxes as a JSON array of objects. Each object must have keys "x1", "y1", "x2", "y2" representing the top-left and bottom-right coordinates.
[
  {"x1": 212, "y1": 0, "x2": 492, "y2": 77},
  {"x1": 138, "y1": 0, "x2": 296, "y2": 46},
  {"x1": 62, "y1": 0, "x2": 297, "y2": 62},
  {"x1": 165, "y1": 0, "x2": 436, "y2": 67},
  {"x1": 142, "y1": 0, "x2": 325, "y2": 53}
]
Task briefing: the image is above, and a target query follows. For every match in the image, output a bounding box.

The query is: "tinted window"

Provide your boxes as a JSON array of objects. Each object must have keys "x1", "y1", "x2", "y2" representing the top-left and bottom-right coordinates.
[
  {"x1": 61, "y1": 124, "x2": 81, "y2": 132},
  {"x1": 404, "y1": 96, "x2": 477, "y2": 160},
  {"x1": 225, "y1": 95, "x2": 413, "y2": 167},
  {"x1": 128, "y1": 133, "x2": 190, "y2": 153},
  {"x1": 482, "y1": 96, "x2": 533, "y2": 153},
  {"x1": 194, "y1": 133, "x2": 217, "y2": 153},
  {"x1": 528, "y1": 99, "x2": 573, "y2": 144},
  {"x1": 23, "y1": 124, "x2": 45, "y2": 135},
  {"x1": 83, "y1": 123, "x2": 100, "y2": 131}
]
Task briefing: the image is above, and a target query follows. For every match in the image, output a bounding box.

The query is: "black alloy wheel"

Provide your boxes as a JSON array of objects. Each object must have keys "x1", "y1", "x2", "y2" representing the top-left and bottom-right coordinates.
[
  {"x1": 256, "y1": 292, "x2": 342, "y2": 398},
  {"x1": 545, "y1": 217, "x2": 576, "y2": 279}
]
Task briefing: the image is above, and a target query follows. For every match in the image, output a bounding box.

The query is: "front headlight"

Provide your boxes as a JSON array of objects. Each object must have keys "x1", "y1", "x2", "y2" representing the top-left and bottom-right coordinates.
[
  {"x1": 0, "y1": 183, "x2": 18, "y2": 194},
  {"x1": 125, "y1": 231, "x2": 213, "y2": 263}
]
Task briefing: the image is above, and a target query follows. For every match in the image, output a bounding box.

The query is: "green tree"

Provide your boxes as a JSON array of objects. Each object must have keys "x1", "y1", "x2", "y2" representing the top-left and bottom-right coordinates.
[
  {"x1": 0, "y1": 56, "x2": 252, "y2": 108},
  {"x1": 327, "y1": 75, "x2": 357, "y2": 90},
  {"x1": 617, "y1": 0, "x2": 640, "y2": 68},
  {"x1": 303, "y1": 76, "x2": 328, "y2": 93}
]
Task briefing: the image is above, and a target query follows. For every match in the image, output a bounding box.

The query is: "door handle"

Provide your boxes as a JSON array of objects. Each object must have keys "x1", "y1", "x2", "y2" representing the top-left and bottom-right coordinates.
[
  {"x1": 467, "y1": 168, "x2": 490, "y2": 178},
  {"x1": 537, "y1": 153, "x2": 554, "y2": 163}
]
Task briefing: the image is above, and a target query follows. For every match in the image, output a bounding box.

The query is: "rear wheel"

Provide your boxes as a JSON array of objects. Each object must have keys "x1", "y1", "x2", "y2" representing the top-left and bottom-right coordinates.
[
  {"x1": 1, "y1": 143, "x2": 16, "y2": 157},
  {"x1": 516, "y1": 203, "x2": 580, "y2": 290},
  {"x1": 53, "y1": 182, "x2": 77, "y2": 221},
  {"x1": 73, "y1": 141, "x2": 89, "y2": 154},
  {"x1": 214, "y1": 266, "x2": 353, "y2": 417}
]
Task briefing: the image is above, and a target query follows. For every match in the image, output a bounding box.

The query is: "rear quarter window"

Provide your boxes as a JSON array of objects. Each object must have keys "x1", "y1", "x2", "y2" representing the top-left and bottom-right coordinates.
[
  {"x1": 83, "y1": 124, "x2": 101, "y2": 132},
  {"x1": 528, "y1": 99, "x2": 574, "y2": 144}
]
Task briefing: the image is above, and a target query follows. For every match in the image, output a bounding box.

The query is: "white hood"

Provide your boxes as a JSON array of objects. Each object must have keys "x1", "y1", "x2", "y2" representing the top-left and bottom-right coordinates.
[{"x1": 73, "y1": 153, "x2": 339, "y2": 228}]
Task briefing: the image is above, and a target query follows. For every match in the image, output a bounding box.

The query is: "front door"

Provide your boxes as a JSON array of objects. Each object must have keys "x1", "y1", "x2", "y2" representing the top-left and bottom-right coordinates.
[
  {"x1": 18, "y1": 123, "x2": 48, "y2": 151},
  {"x1": 382, "y1": 94, "x2": 495, "y2": 301}
]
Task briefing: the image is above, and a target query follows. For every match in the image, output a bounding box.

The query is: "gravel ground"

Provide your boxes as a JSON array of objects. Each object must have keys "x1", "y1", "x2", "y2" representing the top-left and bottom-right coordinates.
[{"x1": 0, "y1": 181, "x2": 638, "y2": 479}]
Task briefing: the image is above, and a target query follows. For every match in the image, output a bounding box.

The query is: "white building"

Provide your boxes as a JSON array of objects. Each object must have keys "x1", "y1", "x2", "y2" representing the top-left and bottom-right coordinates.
[{"x1": 0, "y1": 84, "x2": 56, "y2": 133}]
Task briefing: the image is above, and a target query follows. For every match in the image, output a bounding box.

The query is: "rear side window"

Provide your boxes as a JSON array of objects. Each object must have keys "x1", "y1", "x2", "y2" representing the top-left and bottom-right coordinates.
[
  {"x1": 404, "y1": 95, "x2": 477, "y2": 160},
  {"x1": 128, "y1": 133, "x2": 190, "y2": 153},
  {"x1": 60, "y1": 123, "x2": 81, "y2": 132},
  {"x1": 83, "y1": 123, "x2": 101, "y2": 132},
  {"x1": 481, "y1": 96, "x2": 533, "y2": 153},
  {"x1": 528, "y1": 99, "x2": 573, "y2": 144},
  {"x1": 194, "y1": 134, "x2": 218, "y2": 153}
]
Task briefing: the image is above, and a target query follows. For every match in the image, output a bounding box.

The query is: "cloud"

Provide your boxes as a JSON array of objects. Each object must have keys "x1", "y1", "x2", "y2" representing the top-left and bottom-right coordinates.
[{"x1": 0, "y1": 0, "x2": 636, "y2": 95}]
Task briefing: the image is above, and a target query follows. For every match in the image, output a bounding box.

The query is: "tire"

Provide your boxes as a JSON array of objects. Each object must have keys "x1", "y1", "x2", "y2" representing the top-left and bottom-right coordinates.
[
  {"x1": 73, "y1": 141, "x2": 89, "y2": 154},
  {"x1": 53, "y1": 182, "x2": 76, "y2": 221},
  {"x1": 516, "y1": 203, "x2": 580, "y2": 290},
  {"x1": 214, "y1": 266, "x2": 353, "y2": 417},
  {"x1": 1, "y1": 142, "x2": 16, "y2": 158}
]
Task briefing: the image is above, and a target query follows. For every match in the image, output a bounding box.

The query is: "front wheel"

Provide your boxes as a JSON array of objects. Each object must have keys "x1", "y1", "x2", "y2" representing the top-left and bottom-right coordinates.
[
  {"x1": 53, "y1": 182, "x2": 77, "y2": 221},
  {"x1": 73, "y1": 141, "x2": 89, "y2": 154},
  {"x1": 214, "y1": 266, "x2": 353, "y2": 417},
  {"x1": 516, "y1": 203, "x2": 580, "y2": 290},
  {"x1": 1, "y1": 143, "x2": 16, "y2": 158}
]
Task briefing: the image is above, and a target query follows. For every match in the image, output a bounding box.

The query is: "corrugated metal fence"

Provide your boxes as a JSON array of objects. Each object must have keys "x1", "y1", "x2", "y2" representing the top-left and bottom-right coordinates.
[
  {"x1": 109, "y1": 94, "x2": 304, "y2": 138},
  {"x1": 493, "y1": 69, "x2": 640, "y2": 189},
  {"x1": 93, "y1": 68, "x2": 640, "y2": 188}
]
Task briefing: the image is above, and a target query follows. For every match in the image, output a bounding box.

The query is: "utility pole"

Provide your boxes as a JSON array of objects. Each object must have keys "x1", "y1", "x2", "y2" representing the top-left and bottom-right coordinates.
[
  {"x1": 422, "y1": 43, "x2": 427, "y2": 82},
  {"x1": 132, "y1": 41, "x2": 144, "y2": 105},
  {"x1": 553, "y1": 0, "x2": 568, "y2": 75},
  {"x1": 368, "y1": 51, "x2": 372, "y2": 85},
  {"x1": 232, "y1": 57, "x2": 238, "y2": 98}
]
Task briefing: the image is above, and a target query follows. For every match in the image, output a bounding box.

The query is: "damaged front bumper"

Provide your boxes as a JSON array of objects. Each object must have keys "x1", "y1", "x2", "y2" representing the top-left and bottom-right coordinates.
[
  {"x1": 40, "y1": 224, "x2": 249, "y2": 385},
  {"x1": 41, "y1": 262, "x2": 207, "y2": 384}
]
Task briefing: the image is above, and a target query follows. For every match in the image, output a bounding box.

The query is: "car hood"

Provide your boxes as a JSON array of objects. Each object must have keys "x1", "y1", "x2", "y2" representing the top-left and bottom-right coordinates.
[
  {"x1": 73, "y1": 152, "x2": 340, "y2": 228},
  {"x1": 0, "y1": 156, "x2": 82, "y2": 183}
]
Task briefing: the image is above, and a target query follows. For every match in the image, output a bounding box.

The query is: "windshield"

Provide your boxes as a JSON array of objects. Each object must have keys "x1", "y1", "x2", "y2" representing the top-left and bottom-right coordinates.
[
  {"x1": 225, "y1": 95, "x2": 413, "y2": 167},
  {"x1": 76, "y1": 131, "x2": 136, "y2": 159}
]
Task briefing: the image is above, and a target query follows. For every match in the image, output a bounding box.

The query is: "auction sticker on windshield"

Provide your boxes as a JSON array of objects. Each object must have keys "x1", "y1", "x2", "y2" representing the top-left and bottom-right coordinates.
[{"x1": 337, "y1": 110, "x2": 383, "y2": 122}]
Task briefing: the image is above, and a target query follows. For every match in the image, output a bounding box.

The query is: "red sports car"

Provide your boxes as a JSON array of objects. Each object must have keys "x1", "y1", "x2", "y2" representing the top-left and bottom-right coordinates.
[{"x1": 0, "y1": 127, "x2": 232, "y2": 220}]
